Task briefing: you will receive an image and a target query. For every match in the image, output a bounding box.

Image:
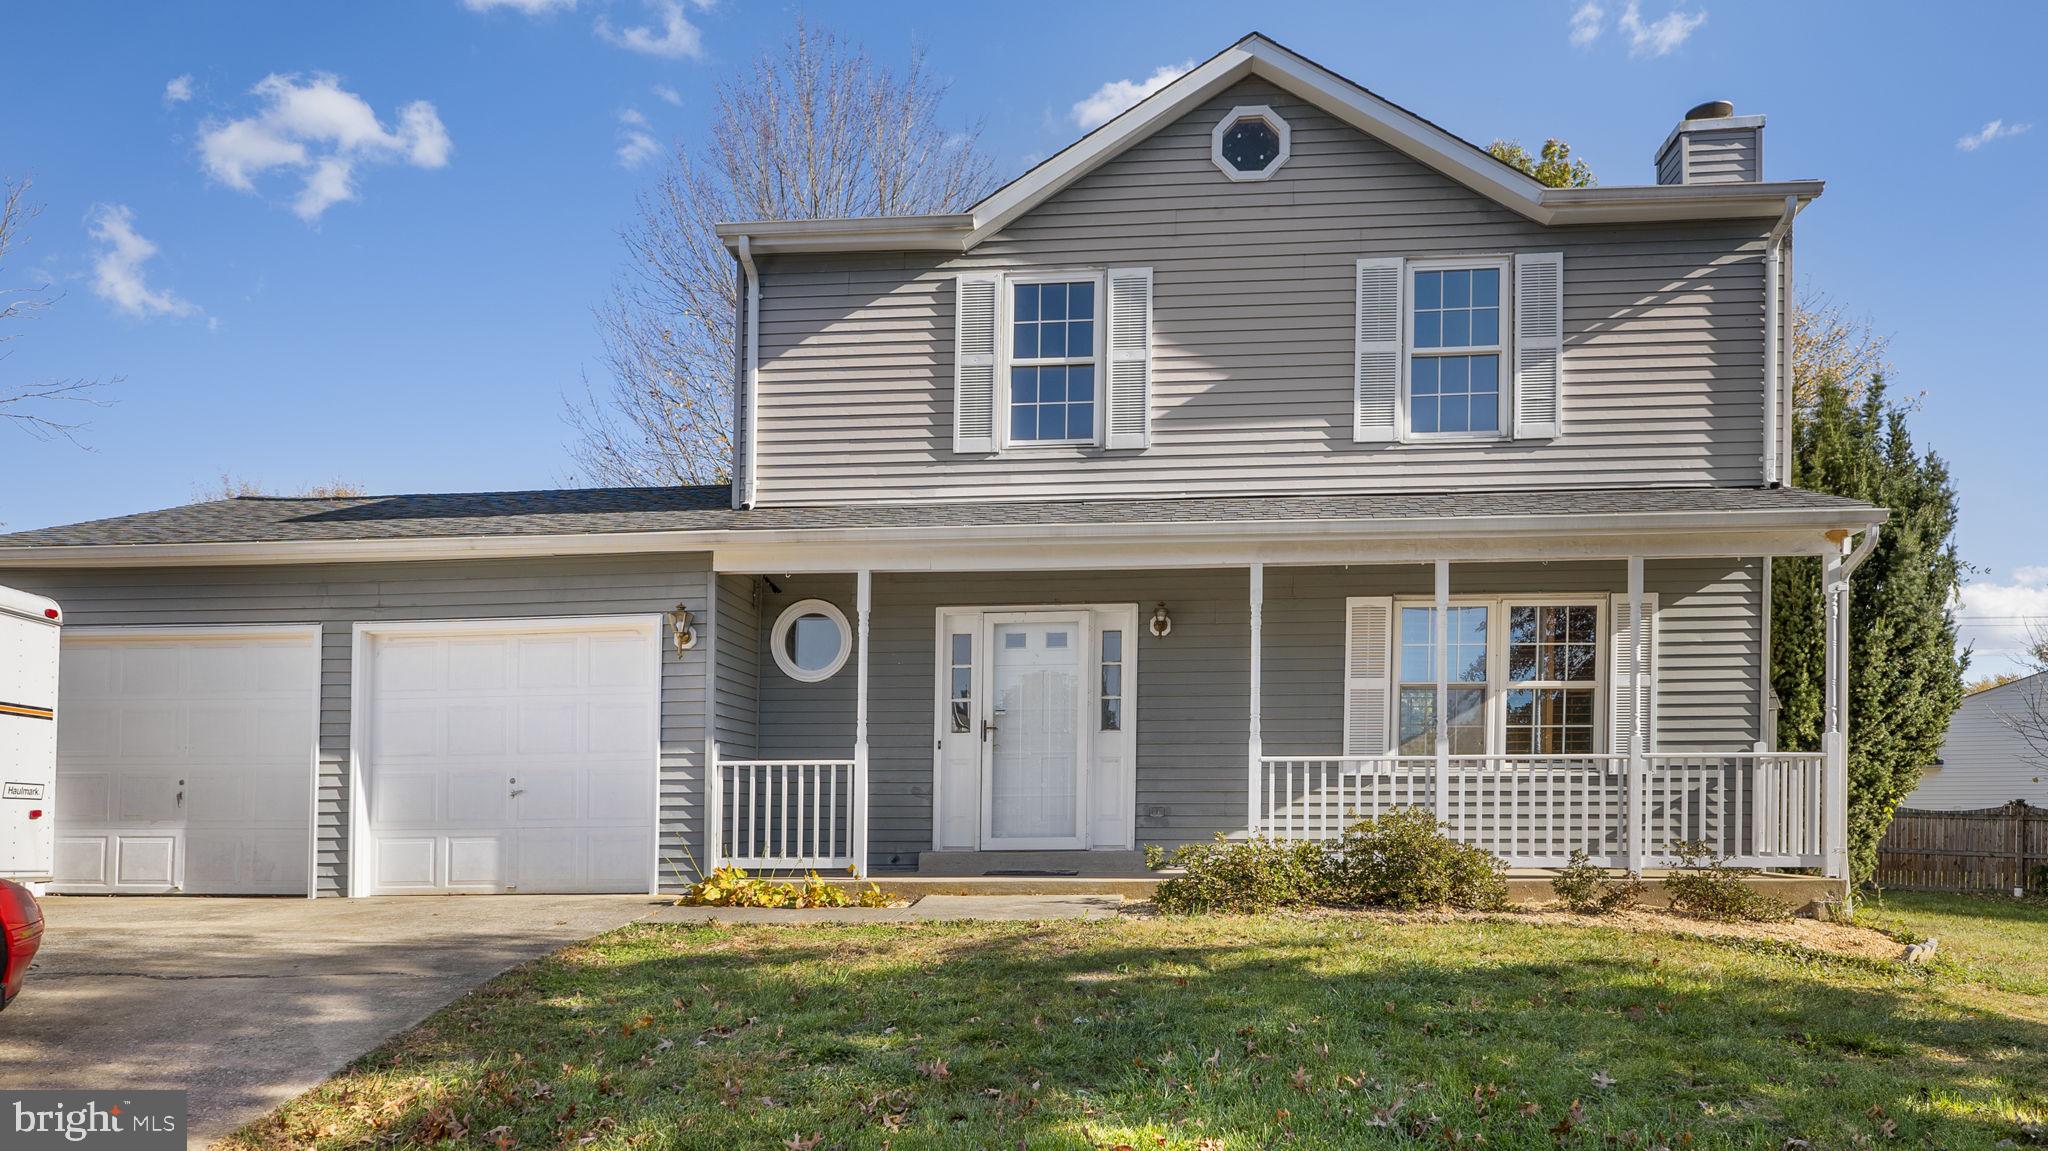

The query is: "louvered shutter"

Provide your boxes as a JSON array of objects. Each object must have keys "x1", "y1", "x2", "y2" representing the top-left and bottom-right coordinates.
[
  {"x1": 1353, "y1": 257, "x2": 1403, "y2": 442},
  {"x1": 1513, "y1": 252, "x2": 1564, "y2": 440},
  {"x1": 1608, "y1": 593, "x2": 1660, "y2": 755},
  {"x1": 952, "y1": 273, "x2": 1000, "y2": 453},
  {"x1": 1105, "y1": 267, "x2": 1153, "y2": 449},
  {"x1": 1343, "y1": 597, "x2": 1394, "y2": 755}
]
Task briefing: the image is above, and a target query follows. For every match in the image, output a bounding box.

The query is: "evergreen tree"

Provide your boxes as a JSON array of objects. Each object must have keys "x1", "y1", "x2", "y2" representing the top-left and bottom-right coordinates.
[{"x1": 1772, "y1": 376, "x2": 1966, "y2": 882}]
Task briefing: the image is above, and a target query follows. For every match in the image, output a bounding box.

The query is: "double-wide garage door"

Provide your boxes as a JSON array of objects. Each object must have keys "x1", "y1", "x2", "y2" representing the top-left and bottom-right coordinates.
[
  {"x1": 54, "y1": 628, "x2": 320, "y2": 894},
  {"x1": 358, "y1": 620, "x2": 658, "y2": 895}
]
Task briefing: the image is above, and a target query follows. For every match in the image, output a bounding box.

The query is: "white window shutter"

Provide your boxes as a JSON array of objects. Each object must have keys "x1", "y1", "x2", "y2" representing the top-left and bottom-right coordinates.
[
  {"x1": 1343, "y1": 596, "x2": 1394, "y2": 755},
  {"x1": 1608, "y1": 593, "x2": 1659, "y2": 755},
  {"x1": 1105, "y1": 267, "x2": 1153, "y2": 449},
  {"x1": 1353, "y1": 257, "x2": 1403, "y2": 442},
  {"x1": 1513, "y1": 252, "x2": 1564, "y2": 440},
  {"x1": 952, "y1": 273, "x2": 1000, "y2": 453}
]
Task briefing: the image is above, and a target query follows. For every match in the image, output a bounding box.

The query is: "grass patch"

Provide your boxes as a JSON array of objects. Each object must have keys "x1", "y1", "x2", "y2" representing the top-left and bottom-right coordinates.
[
  {"x1": 1858, "y1": 889, "x2": 2048, "y2": 998},
  {"x1": 224, "y1": 913, "x2": 2048, "y2": 1150}
]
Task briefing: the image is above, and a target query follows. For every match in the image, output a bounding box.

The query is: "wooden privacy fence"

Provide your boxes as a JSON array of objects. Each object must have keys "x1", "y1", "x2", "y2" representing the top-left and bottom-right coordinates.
[{"x1": 1875, "y1": 801, "x2": 2047, "y2": 894}]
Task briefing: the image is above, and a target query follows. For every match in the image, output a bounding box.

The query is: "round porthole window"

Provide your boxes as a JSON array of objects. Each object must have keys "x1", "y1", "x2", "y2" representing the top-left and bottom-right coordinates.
[
  {"x1": 771, "y1": 598, "x2": 852, "y2": 683},
  {"x1": 1211, "y1": 104, "x2": 1291, "y2": 181}
]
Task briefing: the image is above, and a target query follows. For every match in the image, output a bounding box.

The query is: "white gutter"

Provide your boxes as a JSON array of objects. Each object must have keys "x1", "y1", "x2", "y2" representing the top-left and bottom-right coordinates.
[
  {"x1": 735, "y1": 235, "x2": 760, "y2": 510},
  {"x1": 1763, "y1": 195, "x2": 1799, "y2": 486}
]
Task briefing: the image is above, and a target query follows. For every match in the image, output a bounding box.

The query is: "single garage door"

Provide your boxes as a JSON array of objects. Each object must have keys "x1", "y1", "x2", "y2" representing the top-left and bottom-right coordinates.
[
  {"x1": 53, "y1": 627, "x2": 320, "y2": 895},
  {"x1": 358, "y1": 618, "x2": 658, "y2": 895}
]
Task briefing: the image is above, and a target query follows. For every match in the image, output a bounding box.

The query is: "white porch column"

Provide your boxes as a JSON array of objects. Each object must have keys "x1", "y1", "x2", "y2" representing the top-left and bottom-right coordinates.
[
  {"x1": 853, "y1": 569, "x2": 872, "y2": 878},
  {"x1": 1821, "y1": 549, "x2": 1849, "y2": 880},
  {"x1": 1434, "y1": 560, "x2": 1450, "y2": 824},
  {"x1": 1247, "y1": 563, "x2": 1264, "y2": 839},
  {"x1": 1626, "y1": 555, "x2": 1646, "y2": 874}
]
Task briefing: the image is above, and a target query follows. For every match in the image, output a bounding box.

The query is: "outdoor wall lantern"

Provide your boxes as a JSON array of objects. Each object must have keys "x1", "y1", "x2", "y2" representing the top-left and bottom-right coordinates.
[
  {"x1": 1149, "y1": 601, "x2": 1173, "y2": 638},
  {"x1": 668, "y1": 603, "x2": 698, "y2": 653}
]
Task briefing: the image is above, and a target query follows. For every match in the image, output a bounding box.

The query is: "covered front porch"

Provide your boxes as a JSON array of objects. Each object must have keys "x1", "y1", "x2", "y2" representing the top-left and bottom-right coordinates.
[{"x1": 694, "y1": 497, "x2": 1875, "y2": 889}]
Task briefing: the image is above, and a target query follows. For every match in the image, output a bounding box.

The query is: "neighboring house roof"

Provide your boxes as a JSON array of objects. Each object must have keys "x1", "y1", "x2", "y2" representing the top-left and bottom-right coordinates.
[
  {"x1": 715, "y1": 32, "x2": 1824, "y2": 255},
  {"x1": 0, "y1": 486, "x2": 1882, "y2": 567}
]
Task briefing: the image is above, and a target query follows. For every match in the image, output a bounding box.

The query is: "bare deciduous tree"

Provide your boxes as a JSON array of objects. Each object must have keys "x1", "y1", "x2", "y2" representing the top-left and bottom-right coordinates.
[
  {"x1": 1793, "y1": 292, "x2": 1892, "y2": 413},
  {"x1": 190, "y1": 474, "x2": 368, "y2": 503},
  {"x1": 1998, "y1": 630, "x2": 2048, "y2": 771},
  {"x1": 565, "y1": 19, "x2": 998, "y2": 486},
  {"x1": 1, "y1": 176, "x2": 110, "y2": 443}
]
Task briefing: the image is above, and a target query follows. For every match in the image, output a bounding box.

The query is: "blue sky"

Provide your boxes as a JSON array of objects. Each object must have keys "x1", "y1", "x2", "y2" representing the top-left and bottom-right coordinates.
[{"x1": 1, "y1": 1, "x2": 2042, "y2": 671}]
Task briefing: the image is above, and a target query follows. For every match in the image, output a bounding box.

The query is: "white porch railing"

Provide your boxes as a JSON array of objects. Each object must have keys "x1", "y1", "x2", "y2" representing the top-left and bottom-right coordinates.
[
  {"x1": 1255, "y1": 752, "x2": 1830, "y2": 869},
  {"x1": 707, "y1": 756, "x2": 859, "y2": 872}
]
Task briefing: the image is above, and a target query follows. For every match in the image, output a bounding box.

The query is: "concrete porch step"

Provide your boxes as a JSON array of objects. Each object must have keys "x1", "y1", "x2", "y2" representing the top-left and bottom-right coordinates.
[{"x1": 914, "y1": 849, "x2": 1155, "y2": 878}]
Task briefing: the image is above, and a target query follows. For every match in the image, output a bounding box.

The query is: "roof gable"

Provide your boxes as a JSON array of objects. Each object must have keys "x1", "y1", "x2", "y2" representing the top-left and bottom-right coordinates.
[{"x1": 717, "y1": 32, "x2": 1822, "y2": 255}]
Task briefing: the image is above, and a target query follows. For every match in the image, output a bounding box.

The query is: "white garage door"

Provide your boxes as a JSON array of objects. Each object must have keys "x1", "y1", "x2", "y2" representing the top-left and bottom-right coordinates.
[
  {"x1": 359, "y1": 619, "x2": 658, "y2": 895},
  {"x1": 53, "y1": 628, "x2": 320, "y2": 895}
]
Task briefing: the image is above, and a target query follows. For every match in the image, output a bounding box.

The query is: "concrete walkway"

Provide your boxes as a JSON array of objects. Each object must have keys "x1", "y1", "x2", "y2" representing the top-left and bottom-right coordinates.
[{"x1": 0, "y1": 895, "x2": 658, "y2": 1149}]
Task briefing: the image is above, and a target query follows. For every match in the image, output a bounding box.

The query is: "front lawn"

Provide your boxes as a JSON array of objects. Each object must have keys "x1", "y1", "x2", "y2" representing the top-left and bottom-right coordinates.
[
  {"x1": 226, "y1": 910, "x2": 2048, "y2": 1150},
  {"x1": 1858, "y1": 889, "x2": 2048, "y2": 998}
]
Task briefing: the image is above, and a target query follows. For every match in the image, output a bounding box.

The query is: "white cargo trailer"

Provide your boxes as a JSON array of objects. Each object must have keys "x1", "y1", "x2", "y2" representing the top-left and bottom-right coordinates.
[{"x1": 0, "y1": 586, "x2": 60, "y2": 887}]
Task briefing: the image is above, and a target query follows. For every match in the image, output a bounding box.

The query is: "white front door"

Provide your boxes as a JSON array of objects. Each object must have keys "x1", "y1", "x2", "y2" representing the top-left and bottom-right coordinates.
[
  {"x1": 981, "y1": 612, "x2": 1089, "y2": 850},
  {"x1": 358, "y1": 619, "x2": 658, "y2": 895}
]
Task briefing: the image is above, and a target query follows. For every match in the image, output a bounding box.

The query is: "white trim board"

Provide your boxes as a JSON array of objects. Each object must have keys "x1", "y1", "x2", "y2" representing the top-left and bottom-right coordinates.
[{"x1": 345, "y1": 614, "x2": 665, "y2": 898}]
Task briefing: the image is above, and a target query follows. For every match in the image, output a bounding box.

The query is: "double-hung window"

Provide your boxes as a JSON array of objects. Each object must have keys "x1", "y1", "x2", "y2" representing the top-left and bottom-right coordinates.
[
  {"x1": 1504, "y1": 603, "x2": 1600, "y2": 754},
  {"x1": 1396, "y1": 605, "x2": 1489, "y2": 754},
  {"x1": 1390, "y1": 598, "x2": 1604, "y2": 755},
  {"x1": 1007, "y1": 275, "x2": 1100, "y2": 445},
  {"x1": 1408, "y1": 260, "x2": 1507, "y2": 437}
]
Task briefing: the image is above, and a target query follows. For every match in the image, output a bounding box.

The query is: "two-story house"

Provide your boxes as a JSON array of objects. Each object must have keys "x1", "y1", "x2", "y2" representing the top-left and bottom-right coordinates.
[{"x1": 0, "y1": 35, "x2": 1881, "y2": 899}]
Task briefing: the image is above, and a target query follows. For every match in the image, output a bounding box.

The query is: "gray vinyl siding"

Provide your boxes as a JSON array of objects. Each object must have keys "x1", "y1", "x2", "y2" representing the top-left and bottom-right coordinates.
[
  {"x1": 750, "y1": 76, "x2": 1773, "y2": 505},
  {"x1": 712, "y1": 573, "x2": 761, "y2": 758},
  {"x1": 1904, "y1": 676, "x2": 2048, "y2": 810},
  {"x1": 751, "y1": 559, "x2": 1762, "y2": 867},
  {"x1": 0, "y1": 555, "x2": 713, "y2": 895},
  {"x1": 1681, "y1": 128, "x2": 1763, "y2": 184}
]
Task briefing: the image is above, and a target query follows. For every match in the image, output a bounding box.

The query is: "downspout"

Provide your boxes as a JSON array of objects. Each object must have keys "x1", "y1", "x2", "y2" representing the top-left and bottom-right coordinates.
[
  {"x1": 1763, "y1": 195, "x2": 1798, "y2": 487},
  {"x1": 735, "y1": 235, "x2": 761, "y2": 510}
]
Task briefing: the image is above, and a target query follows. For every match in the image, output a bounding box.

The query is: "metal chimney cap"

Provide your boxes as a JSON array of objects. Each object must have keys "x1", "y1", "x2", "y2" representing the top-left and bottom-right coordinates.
[{"x1": 1685, "y1": 99, "x2": 1736, "y2": 121}]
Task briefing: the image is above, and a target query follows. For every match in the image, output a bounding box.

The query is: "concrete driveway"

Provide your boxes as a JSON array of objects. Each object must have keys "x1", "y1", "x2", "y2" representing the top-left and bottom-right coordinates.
[{"x1": 0, "y1": 894, "x2": 659, "y2": 1148}]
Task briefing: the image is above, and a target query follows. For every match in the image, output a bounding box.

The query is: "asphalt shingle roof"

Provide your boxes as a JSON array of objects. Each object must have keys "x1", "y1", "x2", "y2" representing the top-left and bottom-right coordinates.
[{"x1": 0, "y1": 485, "x2": 1880, "y2": 550}]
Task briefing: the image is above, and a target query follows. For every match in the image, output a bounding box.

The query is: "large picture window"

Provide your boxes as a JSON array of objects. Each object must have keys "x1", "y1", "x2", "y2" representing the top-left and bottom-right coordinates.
[
  {"x1": 1408, "y1": 261, "x2": 1506, "y2": 437},
  {"x1": 1391, "y1": 597, "x2": 1604, "y2": 755},
  {"x1": 1007, "y1": 277, "x2": 1099, "y2": 445}
]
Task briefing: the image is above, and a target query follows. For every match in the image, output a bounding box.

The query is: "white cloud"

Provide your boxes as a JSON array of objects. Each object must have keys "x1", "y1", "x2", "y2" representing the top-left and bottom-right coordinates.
[
  {"x1": 1070, "y1": 61, "x2": 1191, "y2": 130},
  {"x1": 1619, "y1": 1, "x2": 1706, "y2": 57},
  {"x1": 595, "y1": 0, "x2": 704, "y2": 60},
  {"x1": 1957, "y1": 566, "x2": 2048, "y2": 677},
  {"x1": 1957, "y1": 119, "x2": 2032, "y2": 152},
  {"x1": 1569, "y1": 2, "x2": 1606, "y2": 47},
  {"x1": 615, "y1": 108, "x2": 660, "y2": 168},
  {"x1": 163, "y1": 74, "x2": 194, "y2": 105},
  {"x1": 196, "y1": 73, "x2": 452, "y2": 222},
  {"x1": 87, "y1": 205, "x2": 201, "y2": 320},
  {"x1": 653, "y1": 83, "x2": 682, "y2": 106},
  {"x1": 462, "y1": 0, "x2": 575, "y2": 12}
]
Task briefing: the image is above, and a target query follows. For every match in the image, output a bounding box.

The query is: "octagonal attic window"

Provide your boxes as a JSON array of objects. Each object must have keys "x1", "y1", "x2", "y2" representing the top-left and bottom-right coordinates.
[{"x1": 1211, "y1": 105, "x2": 1290, "y2": 181}]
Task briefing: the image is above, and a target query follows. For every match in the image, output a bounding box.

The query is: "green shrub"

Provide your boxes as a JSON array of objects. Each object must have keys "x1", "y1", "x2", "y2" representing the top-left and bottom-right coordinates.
[
  {"x1": 1149, "y1": 835, "x2": 1330, "y2": 915},
  {"x1": 1325, "y1": 807, "x2": 1508, "y2": 911},
  {"x1": 1661, "y1": 841, "x2": 1791, "y2": 922},
  {"x1": 1550, "y1": 850, "x2": 1646, "y2": 914}
]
